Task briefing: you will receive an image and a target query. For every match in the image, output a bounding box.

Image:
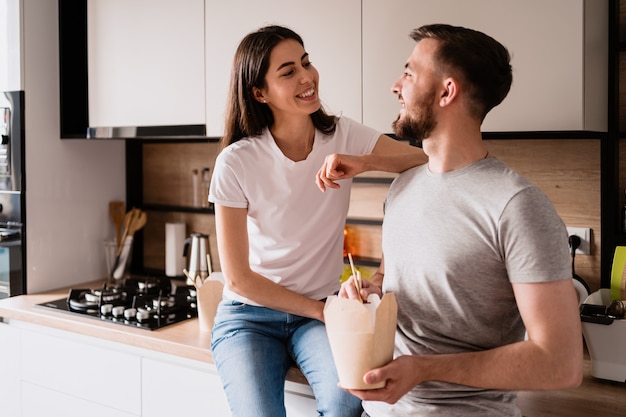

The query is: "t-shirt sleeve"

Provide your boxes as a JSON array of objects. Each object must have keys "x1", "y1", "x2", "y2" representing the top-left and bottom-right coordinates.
[
  {"x1": 208, "y1": 147, "x2": 248, "y2": 208},
  {"x1": 500, "y1": 187, "x2": 571, "y2": 283},
  {"x1": 340, "y1": 116, "x2": 381, "y2": 155}
]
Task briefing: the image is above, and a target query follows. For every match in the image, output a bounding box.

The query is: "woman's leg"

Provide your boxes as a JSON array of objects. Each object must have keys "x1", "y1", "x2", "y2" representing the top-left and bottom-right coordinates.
[
  {"x1": 290, "y1": 318, "x2": 363, "y2": 417},
  {"x1": 211, "y1": 301, "x2": 292, "y2": 417}
]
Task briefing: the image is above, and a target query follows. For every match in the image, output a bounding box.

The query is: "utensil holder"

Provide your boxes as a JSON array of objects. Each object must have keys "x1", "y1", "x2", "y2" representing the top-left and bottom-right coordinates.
[{"x1": 105, "y1": 237, "x2": 133, "y2": 282}]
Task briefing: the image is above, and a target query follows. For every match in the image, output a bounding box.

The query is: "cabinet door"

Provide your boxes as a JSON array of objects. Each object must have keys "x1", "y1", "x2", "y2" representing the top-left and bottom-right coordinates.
[
  {"x1": 362, "y1": 0, "x2": 607, "y2": 132},
  {"x1": 20, "y1": 328, "x2": 142, "y2": 415},
  {"x1": 0, "y1": 323, "x2": 21, "y2": 417},
  {"x1": 142, "y1": 357, "x2": 317, "y2": 416},
  {"x1": 22, "y1": 382, "x2": 136, "y2": 417},
  {"x1": 87, "y1": 0, "x2": 205, "y2": 127},
  {"x1": 142, "y1": 357, "x2": 231, "y2": 416},
  {"x1": 205, "y1": 0, "x2": 361, "y2": 136},
  {"x1": 284, "y1": 381, "x2": 317, "y2": 417},
  {"x1": 0, "y1": 0, "x2": 22, "y2": 91}
]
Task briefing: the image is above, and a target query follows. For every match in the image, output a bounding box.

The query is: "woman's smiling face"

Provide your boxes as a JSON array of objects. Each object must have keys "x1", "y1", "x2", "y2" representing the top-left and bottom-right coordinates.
[{"x1": 254, "y1": 38, "x2": 321, "y2": 118}]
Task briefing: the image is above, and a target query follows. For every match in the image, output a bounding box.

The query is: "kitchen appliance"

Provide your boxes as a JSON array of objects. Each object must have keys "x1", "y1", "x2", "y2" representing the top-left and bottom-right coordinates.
[
  {"x1": 0, "y1": 90, "x2": 25, "y2": 299},
  {"x1": 580, "y1": 289, "x2": 626, "y2": 382},
  {"x1": 36, "y1": 276, "x2": 197, "y2": 330},
  {"x1": 182, "y1": 232, "x2": 211, "y2": 287}
]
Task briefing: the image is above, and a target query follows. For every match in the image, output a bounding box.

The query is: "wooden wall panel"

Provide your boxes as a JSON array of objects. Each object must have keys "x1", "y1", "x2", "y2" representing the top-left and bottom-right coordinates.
[
  {"x1": 486, "y1": 139, "x2": 601, "y2": 290},
  {"x1": 140, "y1": 138, "x2": 602, "y2": 291},
  {"x1": 348, "y1": 182, "x2": 389, "y2": 220},
  {"x1": 142, "y1": 210, "x2": 220, "y2": 274},
  {"x1": 143, "y1": 142, "x2": 220, "y2": 207}
]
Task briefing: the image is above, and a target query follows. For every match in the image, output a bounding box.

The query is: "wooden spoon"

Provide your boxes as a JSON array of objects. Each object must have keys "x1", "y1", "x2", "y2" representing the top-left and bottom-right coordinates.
[
  {"x1": 117, "y1": 208, "x2": 138, "y2": 256},
  {"x1": 116, "y1": 208, "x2": 148, "y2": 256},
  {"x1": 109, "y1": 201, "x2": 125, "y2": 247},
  {"x1": 127, "y1": 210, "x2": 147, "y2": 236}
]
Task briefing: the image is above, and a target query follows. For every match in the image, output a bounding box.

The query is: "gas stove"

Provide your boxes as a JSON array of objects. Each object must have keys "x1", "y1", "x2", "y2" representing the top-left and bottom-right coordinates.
[{"x1": 36, "y1": 277, "x2": 198, "y2": 330}]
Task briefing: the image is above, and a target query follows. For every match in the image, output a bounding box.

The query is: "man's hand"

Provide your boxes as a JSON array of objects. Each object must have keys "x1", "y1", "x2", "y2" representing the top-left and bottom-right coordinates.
[
  {"x1": 344, "y1": 356, "x2": 421, "y2": 404},
  {"x1": 315, "y1": 153, "x2": 367, "y2": 192}
]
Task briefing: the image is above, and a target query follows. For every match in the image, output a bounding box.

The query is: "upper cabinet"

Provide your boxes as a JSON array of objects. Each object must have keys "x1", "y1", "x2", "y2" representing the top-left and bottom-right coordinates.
[
  {"x1": 0, "y1": 0, "x2": 23, "y2": 92},
  {"x1": 204, "y1": 0, "x2": 362, "y2": 137},
  {"x1": 362, "y1": 0, "x2": 608, "y2": 133},
  {"x1": 65, "y1": 0, "x2": 607, "y2": 137},
  {"x1": 86, "y1": 0, "x2": 205, "y2": 128}
]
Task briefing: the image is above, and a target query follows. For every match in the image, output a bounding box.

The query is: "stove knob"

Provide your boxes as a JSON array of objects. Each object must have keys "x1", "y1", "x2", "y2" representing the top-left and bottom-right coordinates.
[
  {"x1": 153, "y1": 298, "x2": 166, "y2": 308},
  {"x1": 124, "y1": 308, "x2": 137, "y2": 321},
  {"x1": 112, "y1": 305, "x2": 125, "y2": 318},
  {"x1": 101, "y1": 303, "x2": 113, "y2": 316},
  {"x1": 136, "y1": 308, "x2": 151, "y2": 323}
]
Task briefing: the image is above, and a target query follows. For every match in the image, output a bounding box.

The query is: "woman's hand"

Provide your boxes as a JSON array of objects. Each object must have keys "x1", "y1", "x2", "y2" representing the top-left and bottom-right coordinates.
[
  {"x1": 339, "y1": 274, "x2": 382, "y2": 301},
  {"x1": 315, "y1": 153, "x2": 367, "y2": 192}
]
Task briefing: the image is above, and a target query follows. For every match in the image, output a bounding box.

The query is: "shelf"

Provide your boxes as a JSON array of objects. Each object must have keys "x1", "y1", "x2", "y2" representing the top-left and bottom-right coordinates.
[
  {"x1": 353, "y1": 176, "x2": 394, "y2": 184},
  {"x1": 343, "y1": 255, "x2": 380, "y2": 268},
  {"x1": 345, "y1": 218, "x2": 382, "y2": 226},
  {"x1": 142, "y1": 204, "x2": 215, "y2": 215}
]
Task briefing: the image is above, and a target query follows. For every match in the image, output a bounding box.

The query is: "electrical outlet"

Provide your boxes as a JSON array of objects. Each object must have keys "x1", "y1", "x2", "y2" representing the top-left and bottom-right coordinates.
[{"x1": 566, "y1": 227, "x2": 591, "y2": 255}]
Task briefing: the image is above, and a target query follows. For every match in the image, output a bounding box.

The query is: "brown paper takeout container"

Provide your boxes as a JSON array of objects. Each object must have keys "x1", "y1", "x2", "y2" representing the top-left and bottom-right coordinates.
[
  {"x1": 196, "y1": 276, "x2": 224, "y2": 332},
  {"x1": 324, "y1": 292, "x2": 397, "y2": 390}
]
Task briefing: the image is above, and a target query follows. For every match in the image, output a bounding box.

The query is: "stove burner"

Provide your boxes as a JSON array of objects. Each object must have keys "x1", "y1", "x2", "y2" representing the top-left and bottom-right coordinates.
[{"x1": 36, "y1": 277, "x2": 197, "y2": 330}]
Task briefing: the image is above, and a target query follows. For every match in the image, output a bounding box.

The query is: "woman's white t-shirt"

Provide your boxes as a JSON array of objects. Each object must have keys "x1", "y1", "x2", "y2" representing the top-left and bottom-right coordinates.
[{"x1": 209, "y1": 116, "x2": 380, "y2": 304}]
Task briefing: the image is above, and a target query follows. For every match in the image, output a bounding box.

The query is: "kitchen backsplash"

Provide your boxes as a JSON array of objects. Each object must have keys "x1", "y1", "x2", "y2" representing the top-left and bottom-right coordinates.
[{"x1": 140, "y1": 137, "x2": 601, "y2": 291}]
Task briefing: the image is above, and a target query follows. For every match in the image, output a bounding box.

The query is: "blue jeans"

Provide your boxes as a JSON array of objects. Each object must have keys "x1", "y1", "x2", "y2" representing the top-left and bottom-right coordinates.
[{"x1": 211, "y1": 299, "x2": 362, "y2": 417}]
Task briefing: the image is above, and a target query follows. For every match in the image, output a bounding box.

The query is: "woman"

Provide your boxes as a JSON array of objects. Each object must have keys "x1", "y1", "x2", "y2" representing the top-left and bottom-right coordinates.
[{"x1": 209, "y1": 25, "x2": 425, "y2": 417}]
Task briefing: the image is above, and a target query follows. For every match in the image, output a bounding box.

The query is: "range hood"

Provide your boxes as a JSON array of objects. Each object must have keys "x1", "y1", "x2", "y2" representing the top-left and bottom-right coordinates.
[
  {"x1": 58, "y1": 0, "x2": 209, "y2": 140},
  {"x1": 86, "y1": 124, "x2": 207, "y2": 140}
]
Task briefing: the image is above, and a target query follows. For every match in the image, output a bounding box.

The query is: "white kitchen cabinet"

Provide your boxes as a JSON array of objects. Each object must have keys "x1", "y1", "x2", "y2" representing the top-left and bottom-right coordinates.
[
  {"x1": 7, "y1": 320, "x2": 317, "y2": 416},
  {"x1": 22, "y1": 382, "x2": 137, "y2": 417},
  {"x1": 204, "y1": 0, "x2": 362, "y2": 136},
  {"x1": 142, "y1": 357, "x2": 231, "y2": 416},
  {"x1": 362, "y1": 0, "x2": 608, "y2": 133},
  {"x1": 87, "y1": 0, "x2": 205, "y2": 128},
  {"x1": 284, "y1": 381, "x2": 318, "y2": 417},
  {"x1": 142, "y1": 357, "x2": 317, "y2": 416},
  {"x1": 0, "y1": 323, "x2": 21, "y2": 417},
  {"x1": 20, "y1": 326, "x2": 142, "y2": 415},
  {"x1": 0, "y1": 0, "x2": 23, "y2": 91}
]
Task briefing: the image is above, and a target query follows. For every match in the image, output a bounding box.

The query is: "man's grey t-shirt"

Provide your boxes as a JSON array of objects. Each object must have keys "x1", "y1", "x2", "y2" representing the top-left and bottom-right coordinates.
[{"x1": 364, "y1": 157, "x2": 570, "y2": 417}]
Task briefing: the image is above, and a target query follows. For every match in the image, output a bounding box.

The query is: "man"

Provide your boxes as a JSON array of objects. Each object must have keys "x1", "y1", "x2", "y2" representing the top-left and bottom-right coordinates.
[{"x1": 329, "y1": 24, "x2": 583, "y2": 417}]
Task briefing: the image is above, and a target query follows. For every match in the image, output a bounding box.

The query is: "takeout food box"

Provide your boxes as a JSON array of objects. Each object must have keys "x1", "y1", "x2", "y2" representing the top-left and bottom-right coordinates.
[
  {"x1": 580, "y1": 289, "x2": 626, "y2": 382},
  {"x1": 196, "y1": 272, "x2": 224, "y2": 332},
  {"x1": 324, "y1": 292, "x2": 397, "y2": 389}
]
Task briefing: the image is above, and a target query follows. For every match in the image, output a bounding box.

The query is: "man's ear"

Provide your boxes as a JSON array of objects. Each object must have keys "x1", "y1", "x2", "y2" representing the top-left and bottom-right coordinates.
[
  {"x1": 439, "y1": 78, "x2": 458, "y2": 107},
  {"x1": 252, "y1": 87, "x2": 267, "y2": 103}
]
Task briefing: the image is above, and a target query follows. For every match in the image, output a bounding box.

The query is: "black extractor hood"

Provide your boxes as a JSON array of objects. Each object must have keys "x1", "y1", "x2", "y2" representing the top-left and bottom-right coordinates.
[{"x1": 58, "y1": 0, "x2": 207, "y2": 140}]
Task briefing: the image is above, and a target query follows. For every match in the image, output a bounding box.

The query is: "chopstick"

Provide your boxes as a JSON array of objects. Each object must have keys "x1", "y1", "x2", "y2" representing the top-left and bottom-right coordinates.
[{"x1": 348, "y1": 253, "x2": 363, "y2": 303}]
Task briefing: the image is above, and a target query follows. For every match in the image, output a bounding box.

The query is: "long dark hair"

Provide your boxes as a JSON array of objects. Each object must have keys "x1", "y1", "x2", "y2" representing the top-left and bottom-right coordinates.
[
  {"x1": 221, "y1": 25, "x2": 336, "y2": 148},
  {"x1": 410, "y1": 24, "x2": 512, "y2": 122}
]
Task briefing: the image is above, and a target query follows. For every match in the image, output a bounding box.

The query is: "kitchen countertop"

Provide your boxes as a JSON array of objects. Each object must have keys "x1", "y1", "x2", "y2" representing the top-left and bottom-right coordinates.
[
  {"x1": 1, "y1": 283, "x2": 625, "y2": 416},
  {"x1": 0, "y1": 280, "x2": 308, "y2": 384}
]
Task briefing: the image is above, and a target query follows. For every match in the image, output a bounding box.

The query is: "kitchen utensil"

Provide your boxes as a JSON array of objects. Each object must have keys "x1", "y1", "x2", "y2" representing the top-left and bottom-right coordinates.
[
  {"x1": 348, "y1": 253, "x2": 363, "y2": 303},
  {"x1": 183, "y1": 232, "x2": 210, "y2": 287},
  {"x1": 109, "y1": 201, "x2": 125, "y2": 247},
  {"x1": 117, "y1": 208, "x2": 147, "y2": 256},
  {"x1": 109, "y1": 237, "x2": 133, "y2": 280},
  {"x1": 110, "y1": 208, "x2": 147, "y2": 279}
]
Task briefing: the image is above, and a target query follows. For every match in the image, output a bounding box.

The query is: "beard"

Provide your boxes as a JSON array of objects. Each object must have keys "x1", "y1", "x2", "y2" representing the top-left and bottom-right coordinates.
[{"x1": 392, "y1": 89, "x2": 437, "y2": 141}]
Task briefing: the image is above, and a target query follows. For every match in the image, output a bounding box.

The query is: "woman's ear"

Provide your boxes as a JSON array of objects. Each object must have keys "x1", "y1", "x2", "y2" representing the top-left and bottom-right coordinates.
[
  {"x1": 439, "y1": 78, "x2": 457, "y2": 107},
  {"x1": 252, "y1": 87, "x2": 267, "y2": 104}
]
